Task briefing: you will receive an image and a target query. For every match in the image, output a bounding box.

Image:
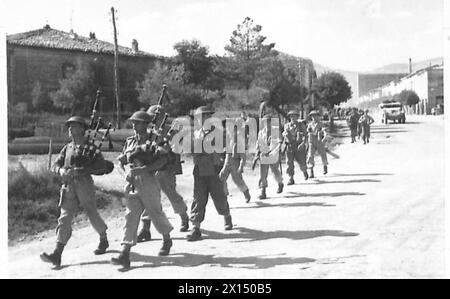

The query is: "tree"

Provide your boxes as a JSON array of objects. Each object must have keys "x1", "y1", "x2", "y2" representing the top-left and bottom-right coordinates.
[
  {"x1": 254, "y1": 56, "x2": 305, "y2": 108},
  {"x1": 173, "y1": 39, "x2": 213, "y2": 87},
  {"x1": 50, "y1": 64, "x2": 96, "y2": 114},
  {"x1": 224, "y1": 17, "x2": 277, "y2": 89},
  {"x1": 31, "y1": 81, "x2": 51, "y2": 111},
  {"x1": 312, "y1": 71, "x2": 352, "y2": 109},
  {"x1": 136, "y1": 62, "x2": 208, "y2": 116},
  {"x1": 398, "y1": 90, "x2": 419, "y2": 107}
]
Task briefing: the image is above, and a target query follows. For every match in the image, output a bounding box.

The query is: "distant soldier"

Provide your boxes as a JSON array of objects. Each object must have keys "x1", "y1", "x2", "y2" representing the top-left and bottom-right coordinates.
[
  {"x1": 346, "y1": 108, "x2": 359, "y2": 143},
  {"x1": 40, "y1": 116, "x2": 110, "y2": 268},
  {"x1": 306, "y1": 110, "x2": 328, "y2": 178},
  {"x1": 111, "y1": 111, "x2": 173, "y2": 269},
  {"x1": 359, "y1": 109, "x2": 375, "y2": 144},
  {"x1": 283, "y1": 110, "x2": 309, "y2": 185},
  {"x1": 219, "y1": 121, "x2": 251, "y2": 203},
  {"x1": 357, "y1": 109, "x2": 364, "y2": 139},
  {"x1": 187, "y1": 106, "x2": 234, "y2": 242},
  {"x1": 256, "y1": 114, "x2": 284, "y2": 200},
  {"x1": 136, "y1": 105, "x2": 189, "y2": 243}
]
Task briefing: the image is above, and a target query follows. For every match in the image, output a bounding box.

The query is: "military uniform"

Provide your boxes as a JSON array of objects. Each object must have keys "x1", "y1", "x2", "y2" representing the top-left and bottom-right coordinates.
[
  {"x1": 187, "y1": 106, "x2": 233, "y2": 242},
  {"x1": 111, "y1": 111, "x2": 173, "y2": 269},
  {"x1": 359, "y1": 113, "x2": 374, "y2": 144},
  {"x1": 283, "y1": 112, "x2": 309, "y2": 184},
  {"x1": 118, "y1": 134, "x2": 173, "y2": 246},
  {"x1": 306, "y1": 112, "x2": 328, "y2": 176},
  {"x1": 40, "y1": 116, "x2": 109, "y2": 268},
  {"x1": 257, "y1": 123, "x2": 283, "y2": 199},
  {"x1": 220, "y1": 136, "x2": 251, "y2": 203},
  {"x1": 138, "y1": 106, "x2": 189, "y2": 240},
  {"x1": 346, "y1": 111, "x2": 359, "y2": 143}
]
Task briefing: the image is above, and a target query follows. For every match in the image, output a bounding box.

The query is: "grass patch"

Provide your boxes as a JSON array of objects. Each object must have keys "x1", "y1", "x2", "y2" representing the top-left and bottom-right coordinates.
[{"x1": 8, "y1": 163, "x2": 123, "y2": 245}]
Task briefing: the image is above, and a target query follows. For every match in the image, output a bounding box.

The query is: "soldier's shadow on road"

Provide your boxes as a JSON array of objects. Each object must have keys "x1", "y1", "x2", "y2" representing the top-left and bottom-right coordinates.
[
  {"x1": 200, "y1": 227, "x2": 359, "y2": 243},
  {"x1": 310, "y1": 179, "x2": 381, "y2": 184},
  {"x1": 231, "y1": 201, "x2": 335, "y2": 210},
  {"x1": 127, "y1": 252, "x2": 315, "y2": 270},
  {"x1": 327, "y1": 173, "x2": 393, "y2": 178},
  {"x1": 281, "y1": 191, "x2": 366, "y2": 198},
  {"x1": 121, "y1": 227, "x2": 358, "y2": 271}
]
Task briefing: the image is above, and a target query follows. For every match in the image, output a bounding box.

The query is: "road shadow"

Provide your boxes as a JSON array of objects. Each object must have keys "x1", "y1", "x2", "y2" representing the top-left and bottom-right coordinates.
[
  {"x1": 127, "y1": 252, "x2": 315, "y2": 270},
  {"x1": 281, "y1": 191, "x2": 365, "y2": 198},
  {"x1": 201, "y1": 227, "x2": 359, "y2": 243},
  {"x1": 311, "y1": 179, "x2": 381, "y2": 185},
  {"x1": 371, "y1": 129, "x2": 408, "y2": 134},
  {"x1": 231, "y1": 201, "x2": 335, "y2": 210},
  {"x1": 328, "y1": 173, "x2": 393, "y2": 178}
]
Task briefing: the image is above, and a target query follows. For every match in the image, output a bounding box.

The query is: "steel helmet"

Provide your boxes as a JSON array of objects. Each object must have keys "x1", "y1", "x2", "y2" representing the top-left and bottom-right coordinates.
[
  {"x1": 287, "y1": 110, "x2": 300, "y2": 117},
  {"x1": 128, "y1": 111, "x2": 153, "y2": 123},
  {"x1": 308, "y1": 110, "x2": 319, "y2": 117},
  {"x1": 66, "y1": 116, "x2": 88, "y2": 128},
  {"x1": 194, "y1": 106, "x2": 214, "y2": 115}
]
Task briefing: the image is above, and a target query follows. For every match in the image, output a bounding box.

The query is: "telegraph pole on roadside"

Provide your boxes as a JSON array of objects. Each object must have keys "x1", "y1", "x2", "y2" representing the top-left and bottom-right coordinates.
[{"x1": 111, "y1": 7, "x2": 121, "y2": 128}]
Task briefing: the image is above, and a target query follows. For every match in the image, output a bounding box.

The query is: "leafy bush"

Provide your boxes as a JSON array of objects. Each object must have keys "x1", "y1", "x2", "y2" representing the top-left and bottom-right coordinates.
[{"x1": 8, "y1": 164, "x2": 62, "y2": 241}]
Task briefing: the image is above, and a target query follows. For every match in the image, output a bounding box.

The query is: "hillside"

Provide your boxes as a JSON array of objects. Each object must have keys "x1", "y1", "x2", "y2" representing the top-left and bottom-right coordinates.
[{"x1": 370, "y1": 57, "x2": 443, "y2": 74}]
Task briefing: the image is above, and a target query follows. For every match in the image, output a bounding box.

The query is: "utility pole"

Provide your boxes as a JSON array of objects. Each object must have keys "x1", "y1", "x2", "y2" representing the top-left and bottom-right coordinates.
[{"x1": 111, "y1": 7, "x2": 121, "y2": 128}]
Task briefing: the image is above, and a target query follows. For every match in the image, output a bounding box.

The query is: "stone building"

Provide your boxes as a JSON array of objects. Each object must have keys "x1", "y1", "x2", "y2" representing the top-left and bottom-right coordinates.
[
  {"x1": 7, "y1": 25, "x2": 164, "y2": 114},
  {"x1": 358, "y1": 64, "x2": 444, "y2": 114},
  {"x1": 358, "y1": 73, "x2": 408, "y2": 97}
]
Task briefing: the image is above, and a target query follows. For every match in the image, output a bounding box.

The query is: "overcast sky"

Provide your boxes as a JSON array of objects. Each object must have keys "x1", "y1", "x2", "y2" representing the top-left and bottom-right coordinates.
[{"x1": 0, "y1": 0, "x2": 445, "y2": 72}]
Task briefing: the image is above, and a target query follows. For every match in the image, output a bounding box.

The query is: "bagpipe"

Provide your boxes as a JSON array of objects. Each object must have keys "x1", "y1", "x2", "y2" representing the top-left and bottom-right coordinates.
[
  {"x1": 127, "y1": 85, "x2": 173, "y2": 166},
  {"x1": 71, "y1": 90, "x2": 115, "y2": 175}
]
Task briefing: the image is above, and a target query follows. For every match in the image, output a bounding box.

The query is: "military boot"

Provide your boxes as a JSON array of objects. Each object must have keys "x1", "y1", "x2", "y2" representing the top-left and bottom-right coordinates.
[
  {"x1": 277, "y1": 183, "x2": 284, "y2": 194},
  {"x1": 258, "y1": 188, "x2": 267, "y2": 200},
  {"x1": 137, "y1": 219, "x2": 151, "y2": 243},
  {"x1": 287, "y1": 177, "x2": 295, "y2": 185},
  {"x1": 180, "y1": 213, "x2": 189, "y2": 232},
  {"x1": 94, "y1": 234, "x2": 109, "y2": 255},
  {"x1": 323, "y1": 165, "x2": 328, "y2": 175},
  {"x1": 158, "y1": 238, "x2": 173, "y2": 256},
  {"x1": 187, "y1": 227, "x2": 202, "y2": 242},
  {"x1": 40, "y1": 242, "x2": 64, "y2": 268},
  {"x1": 224, "y1": 215, "x2": 233, "y2": 231},
  {"x1": 243, "y1": 189, "x2": 251, "y2": 203},
  {"x1": 111, "y1": 251, "x2": 130, "y2": 269},
  {"x1": 309, "y1": 168, "x2": 315, "y2": 178},
  {"x1": 303, "y1": 171, "x2": 309, "y2": 180}
]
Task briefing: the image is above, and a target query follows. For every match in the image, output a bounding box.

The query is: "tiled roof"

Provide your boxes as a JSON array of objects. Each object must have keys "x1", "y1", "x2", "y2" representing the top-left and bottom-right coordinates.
[{"x1": 7, "y1": 25, "x2": 163, "y2": 59}]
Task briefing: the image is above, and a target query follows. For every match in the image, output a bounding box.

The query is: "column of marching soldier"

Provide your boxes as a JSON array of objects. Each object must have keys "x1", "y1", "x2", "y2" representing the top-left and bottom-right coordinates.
[{"x1": 40, "y1": 104, "x2": 329, "y2": 270}]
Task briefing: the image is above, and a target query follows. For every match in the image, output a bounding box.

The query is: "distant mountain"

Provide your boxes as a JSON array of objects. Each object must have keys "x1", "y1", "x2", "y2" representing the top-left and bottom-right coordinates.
[{"x1": 369, "y1": 57, "x2": 443, "y2": 74}]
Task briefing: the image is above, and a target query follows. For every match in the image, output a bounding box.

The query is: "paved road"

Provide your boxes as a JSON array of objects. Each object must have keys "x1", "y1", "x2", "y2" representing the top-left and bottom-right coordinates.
[{"x1": 8, "y1": 115, "x2": 445, "y2": 278}]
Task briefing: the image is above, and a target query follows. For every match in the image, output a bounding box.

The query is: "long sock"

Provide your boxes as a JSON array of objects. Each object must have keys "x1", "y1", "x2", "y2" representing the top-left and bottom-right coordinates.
[
  {"x1": 54, "y1": 242, "x2": 65, "y2": 255},
  {"x1": 122, "y1": 244, "x2": 131, "y2": 254},
  {"x1": 142, "y1": 219, "x2": 151, "y2": 231}
]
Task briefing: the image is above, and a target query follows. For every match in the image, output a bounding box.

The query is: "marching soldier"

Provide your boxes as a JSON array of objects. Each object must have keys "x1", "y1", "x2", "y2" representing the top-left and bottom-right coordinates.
[
  {"x1": 136, "y1": 105, "x2": 190, "y2": 242},
  {"x1": 346, "y1": 108, "x2": 359, "y2": 143},
  {"x1": 40, "y1": 116, "x2": 109, "y2": 268},
  {"x1": 219, "y1": 121, "x2": 251, "y2": 203},
  {"x1": 283, "y1": 110, "x2": 309, "y2": 185},
  {"x1": 187, "y1": 106, "x2": 234, "y2": 242},
  {"x1": 256, "y1": 114, "x2": 284, "y2": 200},
  {"x1": 306, "y1": 110, "x2": 328, "y2": 178},
  {"x1": 359, "y1": 109, "x2": 375, "y2": 144},
  {"x1": 111, "y1": 111, "x2": 173, "y2": 269}
]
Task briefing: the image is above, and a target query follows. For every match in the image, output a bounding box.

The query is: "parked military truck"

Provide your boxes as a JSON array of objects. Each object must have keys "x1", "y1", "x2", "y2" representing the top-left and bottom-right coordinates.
[{"x1": 379, "y1": 101, "x2": 406, "y2": 124}]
